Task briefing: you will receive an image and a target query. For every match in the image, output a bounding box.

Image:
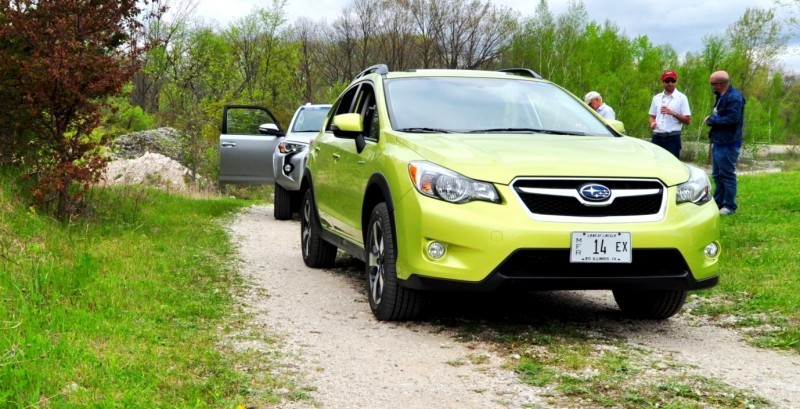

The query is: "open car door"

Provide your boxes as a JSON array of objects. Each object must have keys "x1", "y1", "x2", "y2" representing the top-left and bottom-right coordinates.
[{"x1": 219, "y1": 105, "x2": 284, "y2": 185}]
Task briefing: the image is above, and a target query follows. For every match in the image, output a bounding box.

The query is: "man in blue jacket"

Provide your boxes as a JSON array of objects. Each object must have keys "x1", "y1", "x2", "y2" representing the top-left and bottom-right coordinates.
[{"x1": 705, "y1": 70, "x2": 746, "y2": 215}]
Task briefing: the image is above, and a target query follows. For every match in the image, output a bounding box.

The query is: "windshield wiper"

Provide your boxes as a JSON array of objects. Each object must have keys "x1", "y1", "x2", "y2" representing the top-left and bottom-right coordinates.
[
  {"x1": 467, "y1": 128, "x2": 587, "y2": 136},
  {"x1": 396, "y1": 127, "x2": 453, "y2": 133}
]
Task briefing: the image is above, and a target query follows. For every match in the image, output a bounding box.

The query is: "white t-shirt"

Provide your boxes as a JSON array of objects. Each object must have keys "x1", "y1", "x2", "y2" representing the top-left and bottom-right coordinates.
[
  {"x1": 596, "y1": 103, "x2": 615, "y2": 120},
  {"x1": 648, "y1": 90, "x2": 691, "y2": 133}
]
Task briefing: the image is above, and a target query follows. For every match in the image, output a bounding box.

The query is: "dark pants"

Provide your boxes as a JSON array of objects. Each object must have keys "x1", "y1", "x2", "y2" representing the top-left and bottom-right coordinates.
[
  {"x1": 651, "y1": 132, "x2": 682, "y2": 159},
  {"x1": 712, "y1": 144, "x2": 741, "y2": 212}
]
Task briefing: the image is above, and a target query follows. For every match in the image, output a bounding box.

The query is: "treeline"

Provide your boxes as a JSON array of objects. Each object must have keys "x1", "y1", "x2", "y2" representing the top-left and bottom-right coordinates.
[
  {"x1": 132, "y1": 0, "x2": 798, "y2": 167},
  {"x1": 1, "y1": 0, "x2": 798, "y2": 218}
]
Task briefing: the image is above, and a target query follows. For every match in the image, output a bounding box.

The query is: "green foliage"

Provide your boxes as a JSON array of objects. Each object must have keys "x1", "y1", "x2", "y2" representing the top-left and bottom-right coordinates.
[
  {"x1": 0, "y1": 173, "x2": 293, "y2": 407},
  {"x1": 119, "y1": 0, "x2": 800, "y2": 186},
  {"x1": 101, "y1": 84, "x2": 157, "y2": 137}
]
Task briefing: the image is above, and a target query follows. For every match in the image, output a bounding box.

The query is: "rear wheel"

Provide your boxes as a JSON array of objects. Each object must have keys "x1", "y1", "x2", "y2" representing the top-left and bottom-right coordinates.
[
  {"x1": 366, "y1": 203, "x2": 423, "y2": 321},
  {"x1": 273, "y1": 183, "x2": 293, "y2": 220},
  {"x1": 300, "y1": 189, "x2": 337, "y2": 268},
  {"x1": 612, "y1": 289, "x2": 688, "y2": 320}
]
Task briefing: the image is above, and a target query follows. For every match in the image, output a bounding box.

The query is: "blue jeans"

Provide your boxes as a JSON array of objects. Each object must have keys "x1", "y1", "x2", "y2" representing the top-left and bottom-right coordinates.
[
  {"x1": 651, "y1": 134, "x2": 682, "y2": 159},
  {"x1": 711, "y1": 144, "x2": 741, "y2": 211}
]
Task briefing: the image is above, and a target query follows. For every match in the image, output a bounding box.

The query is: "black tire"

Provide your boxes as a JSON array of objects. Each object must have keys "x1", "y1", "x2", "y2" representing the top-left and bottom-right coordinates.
[
  {"x1": 273, "y1": 183, "x2": 293, "y2": 220},
  {"x1": 300, "y1": 189, "x2": 337, "y2": 268},
  {"x1": 612, "y1": 289, "x2": 688, "y2": 320},
  {"x1": 365, "y1": 203, "x2": 423, "y2": 321}
]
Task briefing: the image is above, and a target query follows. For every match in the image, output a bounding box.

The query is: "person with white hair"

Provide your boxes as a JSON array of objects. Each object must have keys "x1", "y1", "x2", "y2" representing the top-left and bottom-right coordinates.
[{"x1": 584, "y1": 91, "x2": 615, "y2": 120}]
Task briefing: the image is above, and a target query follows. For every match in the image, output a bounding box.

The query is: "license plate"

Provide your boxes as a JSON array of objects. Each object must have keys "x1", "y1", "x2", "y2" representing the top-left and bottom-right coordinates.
[{"x1": 570, "y1": 232, "x2": 631, "y2": 263}]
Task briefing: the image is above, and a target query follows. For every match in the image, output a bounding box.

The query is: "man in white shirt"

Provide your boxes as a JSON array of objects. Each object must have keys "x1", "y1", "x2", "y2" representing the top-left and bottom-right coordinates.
[
  {"x1": 584, "y1": 91, "x2": 615, "y2": 120},
  {"x1": 648, "y1": 70, "x2": 691, "y2": 159}
]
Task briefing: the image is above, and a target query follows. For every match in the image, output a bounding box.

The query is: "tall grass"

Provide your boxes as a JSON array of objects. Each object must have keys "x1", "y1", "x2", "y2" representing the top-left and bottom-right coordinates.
[
  {"x1": 0, "y1": 171, "x2": 286, "y2": 407},
  {"x1": 694, "y1": 170, "x2": 800, "y2": 349}
]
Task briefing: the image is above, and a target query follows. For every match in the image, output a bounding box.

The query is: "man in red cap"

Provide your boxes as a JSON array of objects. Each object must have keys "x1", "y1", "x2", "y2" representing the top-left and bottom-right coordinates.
[{"x1": 648, "y1": 70, "x2": 692, "y2": 158}]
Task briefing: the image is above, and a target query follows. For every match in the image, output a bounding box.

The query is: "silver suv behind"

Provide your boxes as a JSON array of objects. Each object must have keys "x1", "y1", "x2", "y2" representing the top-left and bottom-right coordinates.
[
  {"x1": 273, "y1": 103, "x2": 331, "y2": 219},
  {"x1": 218, "y1": 103, "x2": 330, "y2": 220}
]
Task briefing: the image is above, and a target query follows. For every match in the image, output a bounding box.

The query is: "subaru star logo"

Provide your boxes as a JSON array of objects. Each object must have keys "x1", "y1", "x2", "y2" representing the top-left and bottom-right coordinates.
[{"x1": 578, "y1": 184, "x2": 612, "y2": 201}]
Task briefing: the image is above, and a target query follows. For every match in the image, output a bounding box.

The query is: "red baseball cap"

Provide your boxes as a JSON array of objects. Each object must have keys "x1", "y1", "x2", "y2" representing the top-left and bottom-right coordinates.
[{"x1": 661, "y1": 70, "x2": 678, "y2": 81}]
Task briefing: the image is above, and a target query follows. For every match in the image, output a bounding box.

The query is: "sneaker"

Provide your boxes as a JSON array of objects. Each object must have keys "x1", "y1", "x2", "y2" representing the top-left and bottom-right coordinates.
[{"x1": 719, "y1": 207, "x2": 734, "y2": 215}]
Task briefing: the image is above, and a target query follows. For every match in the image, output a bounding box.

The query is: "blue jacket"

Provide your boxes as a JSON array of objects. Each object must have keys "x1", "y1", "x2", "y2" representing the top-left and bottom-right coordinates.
[{"x1": 707, "y1": 85, "x2": 745, "y2": 146}]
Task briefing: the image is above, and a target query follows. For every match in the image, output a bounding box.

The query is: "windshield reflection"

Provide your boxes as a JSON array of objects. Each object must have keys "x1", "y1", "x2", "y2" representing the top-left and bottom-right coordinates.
[{"x1": 385, "y1": 77, "x2": 612, "y2": 136}]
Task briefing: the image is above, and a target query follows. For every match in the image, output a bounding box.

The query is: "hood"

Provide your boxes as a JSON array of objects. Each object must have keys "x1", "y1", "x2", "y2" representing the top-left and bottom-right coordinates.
[
  {"x1": 283, "y1": 131, "x2": 319, "y2": 144},
  {"x1": 395, "y1": 133, "x2": 690, "y2": 186}
]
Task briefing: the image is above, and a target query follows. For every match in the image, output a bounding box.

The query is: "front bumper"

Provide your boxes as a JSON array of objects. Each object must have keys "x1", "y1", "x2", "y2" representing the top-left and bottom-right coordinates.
[
  {"x1": 274, "y1": 150, "x2": 308, "y2": 191},
  {"x1": 394, "y1": 184, "x2": 720, "y2": 292}
]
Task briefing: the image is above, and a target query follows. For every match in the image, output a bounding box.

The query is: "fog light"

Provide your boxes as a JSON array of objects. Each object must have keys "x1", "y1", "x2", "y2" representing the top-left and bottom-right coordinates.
[
  {"x1": 704, "y1": 242, "x2": 720, "y2": 258},
  {"x1": 283, "y1": 163, "x2": 294, "y2": 173},
  {"x1": 427, "y1": 241, "x2": 446, "y2": 259}
]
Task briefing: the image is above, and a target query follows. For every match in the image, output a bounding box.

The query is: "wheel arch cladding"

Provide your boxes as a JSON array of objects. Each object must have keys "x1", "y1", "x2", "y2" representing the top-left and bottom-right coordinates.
[
  {"x1": 362, "y1": 173, "x2": 395, "y2": 245},
  {"x1": 301, "y1": 170, "x2": 313, "y2": 193}
]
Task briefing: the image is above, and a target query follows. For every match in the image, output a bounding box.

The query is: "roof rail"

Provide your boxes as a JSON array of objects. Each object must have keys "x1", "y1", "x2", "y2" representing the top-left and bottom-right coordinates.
[
  {"x1": 355, "y1": 64, "x2": 389, "y2": 80},
  {"x1": 498, "y1": 68, "x2": 543, "y2": 79}
]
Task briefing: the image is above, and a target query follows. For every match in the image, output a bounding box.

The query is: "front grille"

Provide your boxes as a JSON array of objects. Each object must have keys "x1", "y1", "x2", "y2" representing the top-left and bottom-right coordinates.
[
  {"x1": 496, "y1": 249, "x2": 689, "y2": 278},
  {"x1": 512, "y1": 178, "x2": 665, "y2": 218}
]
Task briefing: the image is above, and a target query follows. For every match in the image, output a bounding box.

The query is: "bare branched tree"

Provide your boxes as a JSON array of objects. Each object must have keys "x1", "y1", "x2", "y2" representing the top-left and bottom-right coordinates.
[{"x1": 133, "y1": 0, "x2": 199, "y2": 112}]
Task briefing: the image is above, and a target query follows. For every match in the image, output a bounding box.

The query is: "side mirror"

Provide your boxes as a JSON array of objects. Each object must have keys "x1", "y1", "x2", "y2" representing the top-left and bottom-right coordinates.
[
  {"x1": 259, "y1": 123, "x2": 282, "y2": 136},
  {"x1": 331, "y1": 113, "x2": 363, "y2": 137},
  {"x1": 606, "y1": 119, "x2": 626, "y2": 135},
  {"x1": 331, "y1": 113, "x2": 366, "y2": 153}
]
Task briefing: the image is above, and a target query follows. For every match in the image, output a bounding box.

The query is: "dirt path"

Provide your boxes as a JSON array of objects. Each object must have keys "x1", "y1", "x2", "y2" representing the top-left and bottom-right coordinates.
[{"x1": 228, "y1": 205, "x2": 800, "y2": 408}]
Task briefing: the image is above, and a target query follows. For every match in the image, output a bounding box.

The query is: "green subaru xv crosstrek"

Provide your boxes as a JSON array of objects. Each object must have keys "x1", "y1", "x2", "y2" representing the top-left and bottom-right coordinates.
[{"x1": 300, "y1": 65, "x2": 720, "y2": 321}]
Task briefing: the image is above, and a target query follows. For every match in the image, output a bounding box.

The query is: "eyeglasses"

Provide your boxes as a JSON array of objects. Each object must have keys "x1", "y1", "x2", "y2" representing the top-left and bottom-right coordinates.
[
  {"x1": 710, "y1": 81, "x2": 724, "y2": 86},
  {"x1": 663, "y1": 79, "x2": 676, "y2": 83}
]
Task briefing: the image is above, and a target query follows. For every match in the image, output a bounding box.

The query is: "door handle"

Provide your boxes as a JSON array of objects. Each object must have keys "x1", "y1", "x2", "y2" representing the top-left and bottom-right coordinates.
[{"x1": 220, "y1": 142, "x2": 236, "y2": 148}]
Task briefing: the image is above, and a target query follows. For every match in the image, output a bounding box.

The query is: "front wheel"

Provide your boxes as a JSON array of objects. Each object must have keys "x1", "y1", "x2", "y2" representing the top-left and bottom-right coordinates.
[
  {"x1": 273, "y1": 183, "x2": 293, "y2": 220},
  {"x1": 300, "y1": 189, "x2": 337, "y2": 268},
  {"x1": 365, "y1": 203, "x2": 423, "y2": 321},
  {"x1": 612, "y1": 289, "x2": 688, "y2": 320}
]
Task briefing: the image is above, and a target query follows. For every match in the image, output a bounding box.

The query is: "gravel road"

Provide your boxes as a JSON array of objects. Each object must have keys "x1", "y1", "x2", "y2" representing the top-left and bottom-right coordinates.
[{"x1": 228, "y1": 205, "x2": 800, "y2": 408}]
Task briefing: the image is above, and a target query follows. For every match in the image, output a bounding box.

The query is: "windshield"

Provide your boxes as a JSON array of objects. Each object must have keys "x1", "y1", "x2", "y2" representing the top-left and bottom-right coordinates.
[
  {"x1": 385, "y1": 77, "x2": 613, "y2": 136},
  {"x1": 292, "y1": 106, "x2": 331, "y2": 132}
]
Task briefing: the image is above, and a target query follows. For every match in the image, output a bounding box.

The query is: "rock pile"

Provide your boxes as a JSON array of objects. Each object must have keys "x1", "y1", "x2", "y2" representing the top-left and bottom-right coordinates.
[
  {"x1": 110, "y1": 127, "x2": 184, "y2": 163},
  {"x1": 102, "y1": 152, "x2": 197, "y2": 192},
  {"x1": 102, "y1": 127, "x2": 203, "y2": 192}
]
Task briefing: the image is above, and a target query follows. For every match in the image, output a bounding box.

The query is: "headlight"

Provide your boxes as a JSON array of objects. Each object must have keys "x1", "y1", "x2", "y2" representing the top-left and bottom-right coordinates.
[
  {"x1": 676, "y1": 164, "x2": 711, "y2": 204},
  {"x1": 278, "y1": 141, "x2": 307, "y2": 154},
  {"x1": 408, "y1": 161, "x2": 500, "y2": 204}
]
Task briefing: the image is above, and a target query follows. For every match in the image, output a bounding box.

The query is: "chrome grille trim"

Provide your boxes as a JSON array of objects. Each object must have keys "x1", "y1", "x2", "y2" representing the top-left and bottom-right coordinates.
[{"x1": 510, "y1": 177, "x2": 668, "y2": 223}]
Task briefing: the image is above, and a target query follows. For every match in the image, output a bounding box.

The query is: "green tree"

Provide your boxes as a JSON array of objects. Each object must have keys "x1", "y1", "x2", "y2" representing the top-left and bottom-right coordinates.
[
  {"x1": 0, "y1": 0, "x2": 158, "y2": 219},
  {"x1": 505, "y1": 0, "x2": 557, "y2": 77},
  {"x1": 724, "y1": 7, "x2": 788, "y2": 95}
]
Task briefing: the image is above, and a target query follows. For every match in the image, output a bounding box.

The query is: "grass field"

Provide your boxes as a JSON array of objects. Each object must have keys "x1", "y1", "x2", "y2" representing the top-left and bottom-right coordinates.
[
  {"x1": 439, "y1": 170, "x2": 800, "y2": 408},
  {"x1": 1, "y1": 167, "x2": 798, "y2": 407},
  {"x1": 0, "y1": 174, "x2": 295, "y2": 407},
  {"x1": 693, "y1": 170, "x2": 800, "y2": 349}
]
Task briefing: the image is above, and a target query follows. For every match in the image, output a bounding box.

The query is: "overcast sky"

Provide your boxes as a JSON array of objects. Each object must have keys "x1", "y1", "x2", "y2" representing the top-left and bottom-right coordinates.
[{"x1": 194, "y1": 0, "x2": 800, "y2": 70}]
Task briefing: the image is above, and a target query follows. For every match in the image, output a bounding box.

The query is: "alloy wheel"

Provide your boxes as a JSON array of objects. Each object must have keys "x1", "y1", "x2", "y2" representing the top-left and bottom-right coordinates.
[
  {"x1": 301, "y1": 198, "x2": 312, "y2": 257},
  {"x1": 367, "y1": 219, "x2": 385, "y2": 305}
]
